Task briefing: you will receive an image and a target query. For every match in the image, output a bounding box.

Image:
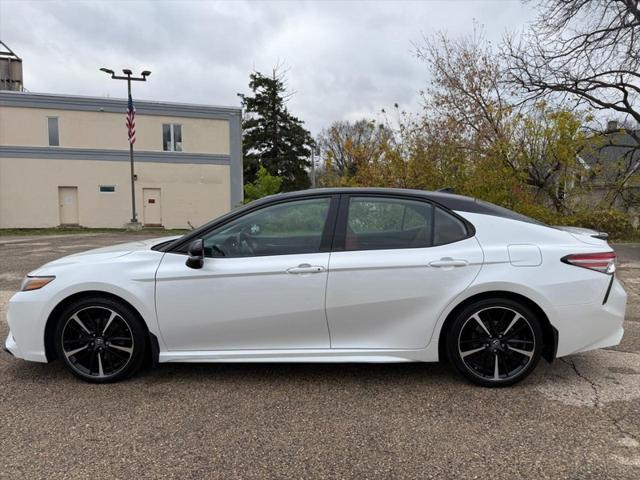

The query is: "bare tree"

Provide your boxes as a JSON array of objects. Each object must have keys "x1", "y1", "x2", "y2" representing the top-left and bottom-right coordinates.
[
  {"x1": 505, "y1": 0, "x2": 640, "y2": 211},
  {"x1": 505, "y1": 0, "x2": 640, "y2": 129}
]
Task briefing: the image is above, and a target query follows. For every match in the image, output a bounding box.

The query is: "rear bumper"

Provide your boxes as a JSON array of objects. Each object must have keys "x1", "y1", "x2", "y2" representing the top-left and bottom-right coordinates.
[{"x1": 553, "y1": 277, "x2": 627, "y2": 357}]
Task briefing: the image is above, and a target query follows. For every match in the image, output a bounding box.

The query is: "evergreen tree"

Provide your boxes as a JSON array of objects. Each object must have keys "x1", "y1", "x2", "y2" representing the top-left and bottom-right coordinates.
[{"x1": 239, "y1": 68, "x2": 314, "y2": 191}]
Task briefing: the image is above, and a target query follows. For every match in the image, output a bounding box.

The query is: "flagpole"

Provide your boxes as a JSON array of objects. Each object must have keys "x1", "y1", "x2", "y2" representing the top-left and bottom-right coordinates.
[
  {"x1": 127, "y1": 76, "x2": 137, "y2": 224},
  {"x1": 99, "y1": 67, "x2": 151, "y2": 228}
]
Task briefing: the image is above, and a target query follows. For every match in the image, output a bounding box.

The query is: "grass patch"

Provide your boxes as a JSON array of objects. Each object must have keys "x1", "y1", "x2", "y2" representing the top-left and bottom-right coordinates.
[{"x1": 0, "y1": 227, "x2": 190, "y2": 237}]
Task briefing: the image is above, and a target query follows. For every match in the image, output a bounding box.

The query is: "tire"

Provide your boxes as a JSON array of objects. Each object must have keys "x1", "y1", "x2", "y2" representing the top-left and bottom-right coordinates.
[
  {"x1": 446, "y1": 298, "x2": 543, "y2": 388},
  {"x1": 54, "y1": 296, "x2": 147, "y2": 383}
]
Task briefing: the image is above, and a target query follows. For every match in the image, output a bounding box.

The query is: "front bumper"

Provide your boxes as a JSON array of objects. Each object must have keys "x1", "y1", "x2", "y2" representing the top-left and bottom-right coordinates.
[
  {"x1": 4, "y1": 331, "x2": 18, "y2": 357},
  {"x1": 5, "y1": 291, "x2": 50, "y2": 363}
]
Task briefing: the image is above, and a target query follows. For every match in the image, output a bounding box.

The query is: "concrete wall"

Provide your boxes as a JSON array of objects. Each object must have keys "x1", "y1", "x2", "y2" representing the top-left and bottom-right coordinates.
[
  {"x1": 0, "y1": 106, "x2": 230, "y2": 154},
  {"x1": 0, "y1": 157, "x2": 230, "y2": 229}
]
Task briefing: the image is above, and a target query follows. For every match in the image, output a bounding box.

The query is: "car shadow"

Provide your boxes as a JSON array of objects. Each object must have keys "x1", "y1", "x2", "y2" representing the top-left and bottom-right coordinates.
[
  {"x1": 4, "y1": 350, "x2": 631, "y2": 394},
  {"x1": 143, "y1": 361, "x2": 455, "y2": 386}
]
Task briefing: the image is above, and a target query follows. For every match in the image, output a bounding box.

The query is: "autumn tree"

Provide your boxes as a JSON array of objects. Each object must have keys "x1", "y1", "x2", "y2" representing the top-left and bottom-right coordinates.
[
  {"x1": 413, "y1": 30, "x2": 590, "y2": 212},
  {"x1": 239, "y1": 68, "x2": 315, "y2": 191},
  {"x1": 416, "y1": 29, "x2": 517, "y2": 166},
  {"x1": 316, "y1": 119, "x2": 393, "y2": 179},
  {"x1": 351, "y1": 111, "x2": 471, "y2": 193},
  {"x1": 338, "y1": 30, "x2": 591, "y2": 217}
]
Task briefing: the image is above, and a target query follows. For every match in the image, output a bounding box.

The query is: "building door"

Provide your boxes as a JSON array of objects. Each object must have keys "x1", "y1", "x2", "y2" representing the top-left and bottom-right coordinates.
[
  {"x1": 58, "y1": 186, "x2": 79, "y2": 225},
  {"x1": 143, "y1": 188, "x2": 162, "y2": 226}
]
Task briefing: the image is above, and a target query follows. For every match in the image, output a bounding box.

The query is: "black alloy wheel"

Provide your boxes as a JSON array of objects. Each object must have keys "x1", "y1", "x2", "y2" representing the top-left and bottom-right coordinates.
[
  {"x1": 55, "y1": 297, "x2": 146, "y2": 382},
  {"x1": 447, "y1": 299, "x2": 543, "y2": 387}
]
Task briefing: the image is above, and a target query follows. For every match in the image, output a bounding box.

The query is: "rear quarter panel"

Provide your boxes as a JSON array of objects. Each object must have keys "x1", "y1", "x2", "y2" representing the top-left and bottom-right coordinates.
[{"x1": 429, "y1": 212, "x2": 622, "y2": 356}]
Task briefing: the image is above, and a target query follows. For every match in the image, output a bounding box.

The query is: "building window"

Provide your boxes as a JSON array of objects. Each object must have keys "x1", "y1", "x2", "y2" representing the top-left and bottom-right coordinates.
[
  {"x1": 48, "y1": 117, "x2": 59, "y2": 146},
  {"x1": 99, "y1": 185, "x2": 116, "y2": 193},
  {"x1": 162, "y1": 124, "x2": 182, "y2": 152}
]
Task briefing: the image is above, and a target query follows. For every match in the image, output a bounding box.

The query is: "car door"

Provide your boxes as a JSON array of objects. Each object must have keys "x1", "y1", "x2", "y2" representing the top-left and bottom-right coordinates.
[
  {"x1": 325, "y1": 194, "x2": 483, "y2": 349},
  {"x1": 155, "y1": 196, "x2": 338, "y2": 351}
]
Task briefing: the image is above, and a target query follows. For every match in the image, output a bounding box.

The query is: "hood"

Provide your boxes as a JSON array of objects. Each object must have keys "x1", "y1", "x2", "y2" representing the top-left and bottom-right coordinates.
[
  {"x1": 554, "y1": 226, "x2": 609, "y2": 246},
  {"x1": 31, "y1": 235, "x2": 181, "y2": 272},
  {"x1": 68, "y1": 236, "x2": 181, "y2": 256}
]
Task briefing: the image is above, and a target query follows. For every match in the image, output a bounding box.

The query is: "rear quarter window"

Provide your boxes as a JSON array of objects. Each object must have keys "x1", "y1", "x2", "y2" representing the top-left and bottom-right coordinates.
[{"x1": 434, "y1": 207, "x2": 468, "y2": 245}]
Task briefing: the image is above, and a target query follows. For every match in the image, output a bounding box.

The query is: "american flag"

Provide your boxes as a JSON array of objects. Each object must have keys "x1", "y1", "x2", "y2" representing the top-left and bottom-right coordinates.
[{"x1": 126, "y1": 93, "x2": 136, "y2": 145}]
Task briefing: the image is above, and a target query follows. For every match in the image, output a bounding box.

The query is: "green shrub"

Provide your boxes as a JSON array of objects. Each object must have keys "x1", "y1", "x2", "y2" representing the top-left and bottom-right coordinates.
[
  {"x1": 513, "y1": 203, "x2": 637, "y2": 240},
  {"x1": 243, "y1": 166, "x2": 283, "y2": 204},
  {"x1": 562, "y1": 209, "x2": 636, "y2": 240}
]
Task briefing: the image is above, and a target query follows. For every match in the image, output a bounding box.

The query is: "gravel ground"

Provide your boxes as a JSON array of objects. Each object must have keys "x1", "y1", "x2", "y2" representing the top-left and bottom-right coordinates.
[{"x1": 0, "y1": 234, "x2": 638, "y2": 479}]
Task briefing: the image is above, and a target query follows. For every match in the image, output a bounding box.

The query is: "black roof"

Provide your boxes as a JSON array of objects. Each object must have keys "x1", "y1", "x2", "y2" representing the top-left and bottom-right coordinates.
[{"x1": 254, "y1": 187, "x2": 542, "y2": 224}]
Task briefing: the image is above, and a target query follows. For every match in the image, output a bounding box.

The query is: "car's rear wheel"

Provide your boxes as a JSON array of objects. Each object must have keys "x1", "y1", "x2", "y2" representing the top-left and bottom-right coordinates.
[
  {"x1": 446, "y1": 298, "x2": 543, "y2": 387},
  {"x1": 54, "y1": 296, "x2": 146, "y2": 383}
]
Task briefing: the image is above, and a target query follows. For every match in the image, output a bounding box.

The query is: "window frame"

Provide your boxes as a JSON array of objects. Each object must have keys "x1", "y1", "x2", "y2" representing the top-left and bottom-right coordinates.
[
  {"x1": 162, "y1": 123, "x2": 183, "y2": 152},
  {"x1": 332, "y1": 193, "x2": 474, "y2": 252},
  {"x1": 164, "y1": 192, "x2": 474, "y2": 257},
  {"x1": 169, "y1": 194, "x2": 340, "y2": 257},
  {"x1": 47, "y1": 116, "x2": 59, "y2": 147}
]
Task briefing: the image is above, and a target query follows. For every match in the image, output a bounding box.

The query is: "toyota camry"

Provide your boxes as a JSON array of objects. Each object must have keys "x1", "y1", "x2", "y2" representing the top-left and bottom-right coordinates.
[{"x1": 5, "y1": 188, "x2": 627, "y2": 387}]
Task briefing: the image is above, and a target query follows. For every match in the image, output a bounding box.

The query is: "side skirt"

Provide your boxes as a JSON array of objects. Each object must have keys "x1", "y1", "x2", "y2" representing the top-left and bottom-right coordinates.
[{"x1": 158, "y1": 348, "x2": 438, "y2": 364}]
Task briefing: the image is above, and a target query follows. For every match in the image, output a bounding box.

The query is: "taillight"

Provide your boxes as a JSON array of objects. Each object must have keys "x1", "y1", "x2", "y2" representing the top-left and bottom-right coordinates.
[{"x1": 561, "y1": 252, "x2": 616, "y2": 274}]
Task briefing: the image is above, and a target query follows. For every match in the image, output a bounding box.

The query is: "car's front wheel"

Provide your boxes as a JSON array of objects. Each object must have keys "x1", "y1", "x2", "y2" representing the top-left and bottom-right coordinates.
[
  {"x1": 446, "y1": 298, "x2": 543, "y2": 387},
  {"x1": 54, "y1": 296, "x2": 147, "y2": 383}
]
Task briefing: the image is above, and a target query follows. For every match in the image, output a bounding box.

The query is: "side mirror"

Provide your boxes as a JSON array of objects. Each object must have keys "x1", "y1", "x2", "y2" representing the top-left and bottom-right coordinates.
[{"x1": 185, "y1": 239, "x2": 204, "y2": 269}]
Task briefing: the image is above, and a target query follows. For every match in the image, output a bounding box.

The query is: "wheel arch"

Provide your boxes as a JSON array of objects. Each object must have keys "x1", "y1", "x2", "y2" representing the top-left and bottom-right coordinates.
[
  {"x1": 44, "y1": 290, "x2": 159, "y2": 367},
  {"x1": 437, "y1": 290, "x2": 558, "y2": 364}
]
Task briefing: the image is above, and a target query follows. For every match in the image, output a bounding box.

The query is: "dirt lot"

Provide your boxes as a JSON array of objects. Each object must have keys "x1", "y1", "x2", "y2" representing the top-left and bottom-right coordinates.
[{"x1": 1, "y1": 234, "x2": 639, "y2": 479}]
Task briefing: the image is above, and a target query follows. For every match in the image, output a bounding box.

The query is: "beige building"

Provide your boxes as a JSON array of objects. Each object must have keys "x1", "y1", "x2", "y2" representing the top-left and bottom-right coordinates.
[{"x1": 0, "y1": 91, "x2": 242, "y2": 229}]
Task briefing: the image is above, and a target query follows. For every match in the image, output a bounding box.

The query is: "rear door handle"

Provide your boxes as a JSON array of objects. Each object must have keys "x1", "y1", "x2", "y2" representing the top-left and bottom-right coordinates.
[
  {"x1": 286, "y1": 263, "x2": 325, "y2": 274},
  {"x1": 429, "y1": 257, "x2": 468, "y2": 268}
]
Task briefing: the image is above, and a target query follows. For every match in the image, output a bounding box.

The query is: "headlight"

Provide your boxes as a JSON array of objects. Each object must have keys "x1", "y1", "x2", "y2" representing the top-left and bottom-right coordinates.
[{"x1": 20, "y1": 276, "x2": 55, "y2": 291}]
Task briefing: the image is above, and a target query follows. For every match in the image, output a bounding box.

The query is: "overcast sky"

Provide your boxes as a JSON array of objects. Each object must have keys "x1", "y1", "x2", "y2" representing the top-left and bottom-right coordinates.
[{"x1": 1, "y1": 0, "x2": 536, "y2": 135}]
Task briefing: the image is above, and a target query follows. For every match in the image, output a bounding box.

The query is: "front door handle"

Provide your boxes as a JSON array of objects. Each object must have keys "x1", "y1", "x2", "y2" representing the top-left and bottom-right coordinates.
[
  {"x1": 286, "y1": 263, "x2": 325, "y2": 274},
  {"x1": 429, "y1": 257, "x2": 468, "y2": 268}
]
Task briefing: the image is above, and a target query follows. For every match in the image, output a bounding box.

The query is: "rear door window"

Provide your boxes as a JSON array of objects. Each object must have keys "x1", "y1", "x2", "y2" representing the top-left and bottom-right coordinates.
[{"x1": 345, "y1": 197, "x2": 434, "y2": 251}]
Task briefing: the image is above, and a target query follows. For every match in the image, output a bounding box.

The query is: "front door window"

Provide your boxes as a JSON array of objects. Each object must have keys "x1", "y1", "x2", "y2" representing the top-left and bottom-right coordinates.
[{"x1": 202, "y1": 198, "x2": 331, "y2": 258}]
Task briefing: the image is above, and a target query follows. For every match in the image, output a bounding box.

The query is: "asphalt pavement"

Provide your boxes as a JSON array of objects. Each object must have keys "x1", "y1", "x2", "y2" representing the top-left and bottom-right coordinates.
[{"x1": 0, "y1": 234, "x2": 638, "y2": 479}]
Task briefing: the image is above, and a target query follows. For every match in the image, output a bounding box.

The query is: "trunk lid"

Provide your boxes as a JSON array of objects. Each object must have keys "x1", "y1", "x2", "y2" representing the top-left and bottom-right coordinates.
[{"x1": 554, "y1": 226, "x2": 610, "y2": 246}]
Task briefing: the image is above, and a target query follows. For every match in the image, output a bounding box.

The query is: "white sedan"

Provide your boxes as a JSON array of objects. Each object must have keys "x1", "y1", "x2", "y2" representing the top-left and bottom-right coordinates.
[{"x1": 5, "y1": 188, "x2": 627, "y2": 387}]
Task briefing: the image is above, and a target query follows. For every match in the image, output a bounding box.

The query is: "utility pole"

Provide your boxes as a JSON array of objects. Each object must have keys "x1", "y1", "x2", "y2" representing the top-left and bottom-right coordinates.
[
  {"x1": 311, "y1": 145, "x2": 320, "y2": 188},
  {"x1": 311, "y1": 148, "x2": 316, "y2": 188},
  {"x1": 99, "y1": 68, "x2": 151, "y2": 228}
]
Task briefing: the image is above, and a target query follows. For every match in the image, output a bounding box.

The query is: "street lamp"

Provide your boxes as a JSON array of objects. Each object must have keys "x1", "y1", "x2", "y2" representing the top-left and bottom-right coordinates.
[{"x1": 100, "y1": 67, "x2": 151, "y2": 226}]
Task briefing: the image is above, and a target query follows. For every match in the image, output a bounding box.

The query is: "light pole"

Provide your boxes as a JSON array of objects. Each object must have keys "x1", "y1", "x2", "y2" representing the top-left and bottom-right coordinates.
[{"x1": 99, "y1": 67, "x2": 151, "y2": 226}]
